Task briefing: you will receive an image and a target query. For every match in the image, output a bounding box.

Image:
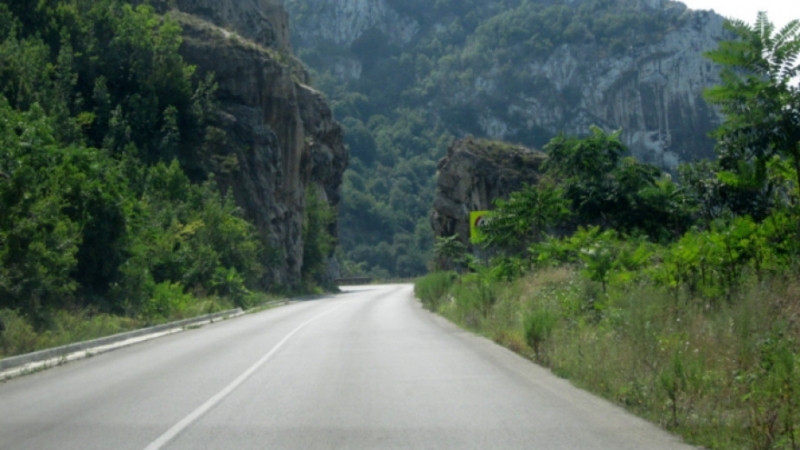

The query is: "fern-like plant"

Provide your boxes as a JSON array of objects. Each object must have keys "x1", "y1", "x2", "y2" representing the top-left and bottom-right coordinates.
[{"x1": 704, "y1": 13, "x2": 800, "y2": 204}]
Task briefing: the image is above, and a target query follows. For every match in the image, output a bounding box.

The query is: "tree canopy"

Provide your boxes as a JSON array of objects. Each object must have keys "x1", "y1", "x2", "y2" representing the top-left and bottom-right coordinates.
[{"x1": 0, "y1": 1, "x2": 271, "y2": 328}]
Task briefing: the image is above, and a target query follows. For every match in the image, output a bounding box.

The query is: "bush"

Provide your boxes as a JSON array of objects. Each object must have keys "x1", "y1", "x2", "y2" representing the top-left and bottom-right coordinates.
[
  {"x1": 414, "y1": 271, "x2": 457, "y2": 311},
  {"x1": 523, "y1": 307, "x2": 558, "y2": 362},
  {"x1": 0, "y1": 309, "x2": 39, "y2": 357},
  {"x1": 143, "y1": 281, "x2": 194, "y2": 322},
  {"x1": 0, "y1": 308, "x2": 139, "y2": 358}
]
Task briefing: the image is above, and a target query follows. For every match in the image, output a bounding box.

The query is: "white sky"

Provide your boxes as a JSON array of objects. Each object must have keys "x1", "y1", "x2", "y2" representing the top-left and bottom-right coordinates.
[{"x1": 680, "y1": 0, "x2": 800, "y2": 31}]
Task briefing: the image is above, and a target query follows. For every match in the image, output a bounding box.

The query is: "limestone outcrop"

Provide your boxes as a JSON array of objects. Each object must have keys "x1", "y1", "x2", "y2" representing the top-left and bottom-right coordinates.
[
  {"x1": 149, "y1": 0, "x2": 347, "y2": 287},
  {"x1": 431, "y1": 139, "x2": 546, "y2": 244},
  {"x1": 289, "y1": 0, "x2": 419, "y2": 48},
  {"x1": 479, "y1": 7, "x2": 726, "y2": 169}
]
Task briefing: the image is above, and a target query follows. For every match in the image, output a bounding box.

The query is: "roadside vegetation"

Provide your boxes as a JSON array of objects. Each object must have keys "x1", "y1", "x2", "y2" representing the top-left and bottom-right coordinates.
[
  {"x1": 417, "y1": 14, "x2": 800, "y2": 449},
  {"x1": 0, "y1": 1, "x2": 326, "y2": 359}
]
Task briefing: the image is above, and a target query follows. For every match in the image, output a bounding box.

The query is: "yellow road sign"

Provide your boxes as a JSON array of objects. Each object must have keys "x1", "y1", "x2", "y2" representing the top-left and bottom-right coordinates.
[{"x1": 469, "y1": 210, "x2": 490, "y2": 242}]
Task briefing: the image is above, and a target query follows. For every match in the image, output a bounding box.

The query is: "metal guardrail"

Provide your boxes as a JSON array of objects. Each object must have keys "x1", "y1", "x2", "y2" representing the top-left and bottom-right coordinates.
[{"x1": 0, "y1": 308, "x2": 242, "y2": 372}]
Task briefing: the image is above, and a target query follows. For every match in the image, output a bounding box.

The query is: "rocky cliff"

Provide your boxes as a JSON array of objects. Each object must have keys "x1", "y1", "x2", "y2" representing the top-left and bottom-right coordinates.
[
  {"x1": 473, "y1": 5, "x2": 725, "y2": 169},
  {"x1": 431, "y1": 139, "x2": 546, "y2": 244},
  {"x1": 286, "y1": 0, "x2": 728, "y2": 170},
  {"x1": 154, "y1": 0, "x2": 347, "y2": 287}
]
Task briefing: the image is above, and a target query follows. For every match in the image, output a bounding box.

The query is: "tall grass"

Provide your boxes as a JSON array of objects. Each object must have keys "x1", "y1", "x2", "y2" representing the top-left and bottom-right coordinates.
[
  {"x1": 0, "y1": 294, "x2": 237, "y2": 360},
  {"x1": 414, "y1": 271, "x2": 458, "y2": 311},
  {"x1": 0, "y1": 309, "x2": 138, "y2": 359},
  {"x1": 416, "y1": 269, "x2": 800, "y2": 449}
]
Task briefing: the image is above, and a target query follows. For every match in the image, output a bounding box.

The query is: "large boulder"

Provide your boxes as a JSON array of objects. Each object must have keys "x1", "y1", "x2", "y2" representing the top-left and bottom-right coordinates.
[{"x1": 431, "y1": 138, "x2": 546, "y2": 245}]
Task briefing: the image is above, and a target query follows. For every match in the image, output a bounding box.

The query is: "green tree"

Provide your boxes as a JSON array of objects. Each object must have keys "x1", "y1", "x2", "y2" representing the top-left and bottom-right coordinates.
[
  {"x1": 544, "y1": 126, "x2": 625, "y2": 226},
  {"x1": 478, "y1": 183, "x2": 570, "y2": 251},
  {"x1": 433, "y1": 235, "x2": 467, "y2": 271},
  {"x1": 0, "y1": 101, "x2": 84, "y2": 320},
  {"x1": 704, "y1": 13, "x2": 800, "y2": 211},
  {"x1": 302, "y1": 187, "x2": 335, "y2": 287},
  {"x1": 543, "y1": 126, "x2": 691, "y2": 240}
]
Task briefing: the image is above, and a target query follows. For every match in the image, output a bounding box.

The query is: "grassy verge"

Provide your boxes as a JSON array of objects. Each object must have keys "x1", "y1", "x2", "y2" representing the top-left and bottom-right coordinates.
[
  {"x1": 0, "y1": 295, "x2": 243, "y2": 360},
  {"x1": 0, "y1": 287, "x2": 314, "y2": 361},
  {"x1": 416, "y1": 269, "x2": 800, "y2": 449}
]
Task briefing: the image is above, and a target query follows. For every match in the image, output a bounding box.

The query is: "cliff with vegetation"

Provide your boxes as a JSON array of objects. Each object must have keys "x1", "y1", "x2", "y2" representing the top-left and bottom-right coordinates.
[
  {"x1": 168, "y1": 0, "x2": 347, "y2": 287},
  {"x1": 0, "y1": 0, "x2": 345, "y2": 352},
  {"x1": 285, "y1": 0, "x2": 729, "y2": 278}
]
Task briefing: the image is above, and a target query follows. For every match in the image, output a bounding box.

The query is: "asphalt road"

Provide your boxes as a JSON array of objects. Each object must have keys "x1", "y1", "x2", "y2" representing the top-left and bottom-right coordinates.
[{"x1": 0, "y1": 284, "x2": 694, "y2": 449}]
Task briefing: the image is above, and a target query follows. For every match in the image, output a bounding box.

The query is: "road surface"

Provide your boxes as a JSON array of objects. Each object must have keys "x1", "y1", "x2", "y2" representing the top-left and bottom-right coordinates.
[{"x1": 0, "y1": 284, "x2": 694, "y2": 449}]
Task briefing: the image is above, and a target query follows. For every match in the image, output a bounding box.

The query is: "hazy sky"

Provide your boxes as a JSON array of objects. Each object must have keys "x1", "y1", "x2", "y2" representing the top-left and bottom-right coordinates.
[{"x1": 681, "y1": 0, "x2": 800, "y2": 30}]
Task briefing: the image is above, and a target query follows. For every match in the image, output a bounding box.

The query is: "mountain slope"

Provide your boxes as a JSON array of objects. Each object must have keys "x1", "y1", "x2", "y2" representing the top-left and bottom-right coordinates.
[{"x1": 284, "y1": 0, "x2": 728, "y2": 277}]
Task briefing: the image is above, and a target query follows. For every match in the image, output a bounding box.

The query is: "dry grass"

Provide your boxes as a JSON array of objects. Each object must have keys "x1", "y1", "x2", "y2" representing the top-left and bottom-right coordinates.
[{"x1": 417, "y1": 268, "x2": 800, "y2": 449}]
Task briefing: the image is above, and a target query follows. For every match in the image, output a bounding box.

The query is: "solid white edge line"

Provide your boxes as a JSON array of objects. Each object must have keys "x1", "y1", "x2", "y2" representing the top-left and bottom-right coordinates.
[{"x1": 143, "y1": 303, "x2": 344, "y2": 450}]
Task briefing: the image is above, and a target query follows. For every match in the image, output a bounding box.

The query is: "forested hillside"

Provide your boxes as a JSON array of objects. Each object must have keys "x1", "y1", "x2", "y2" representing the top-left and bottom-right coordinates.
[
  {"x1": 0, "y1": 0, "x2": 341, "y2": 355},
  {"x1": 285, "y1": 0, "x2": 727, "y2": 278}
]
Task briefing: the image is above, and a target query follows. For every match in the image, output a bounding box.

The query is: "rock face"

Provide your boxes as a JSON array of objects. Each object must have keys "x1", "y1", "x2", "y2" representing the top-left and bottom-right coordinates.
[
  {"x1": 288, "y1": 0, "x2": 419, "y2": 48},
  {"x1": 479, "y1": 7, "x2": 725, "y2": 169},
  {"x1": 161, "y1": 0, "x2": 347, "y2": 287},
  {"x1": 431, "y1": 139, "x2": 546, "y2": 244},
  {"x1": 286, "y1": 0, "x2": 421, "y2": 80},
  {"x1": 286, "y1": 0, "x2": 729, "y2": 170},
  {"x1": 176, "y1": 0, "x2": 291, "y2": 49}
]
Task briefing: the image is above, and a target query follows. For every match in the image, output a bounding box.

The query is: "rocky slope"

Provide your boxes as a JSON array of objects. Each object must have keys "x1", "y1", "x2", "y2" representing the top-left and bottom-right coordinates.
[
  {"x1": 431, "y1": 139, "x2": 546, "y2": 244},
  {"x1": 286, "y1": 0, "x2": 727, "y2": 169},
  {"x1": 153, "y1": 0, "x2": 347, "y2": 287},
  {"x1": 483, "y1": 4, "x2": 725, "y2": 169}
]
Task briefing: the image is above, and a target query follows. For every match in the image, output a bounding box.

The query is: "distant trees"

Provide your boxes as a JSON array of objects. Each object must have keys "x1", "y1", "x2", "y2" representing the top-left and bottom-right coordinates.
[{"x1": 336, "y1": 108, "x2": 447, "y2": 278}]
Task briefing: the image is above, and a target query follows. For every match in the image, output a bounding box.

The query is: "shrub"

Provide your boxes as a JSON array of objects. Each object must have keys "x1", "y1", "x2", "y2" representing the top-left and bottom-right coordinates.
[
  {"x1": 0, "y1": 309, "x2": 39, "y2": 357},
  {"x1": 523, "y1": 307, "x2": 558, "y2": 362},
  {"x1": 144, "y1": 281, "x2": 194, "y2": 321},
  {"x1": 211, "y1": 267, "x2": 250, "y2": 309},
  {"x1": 414, "y1": 271, "x2": 457, "y2": 311}
]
